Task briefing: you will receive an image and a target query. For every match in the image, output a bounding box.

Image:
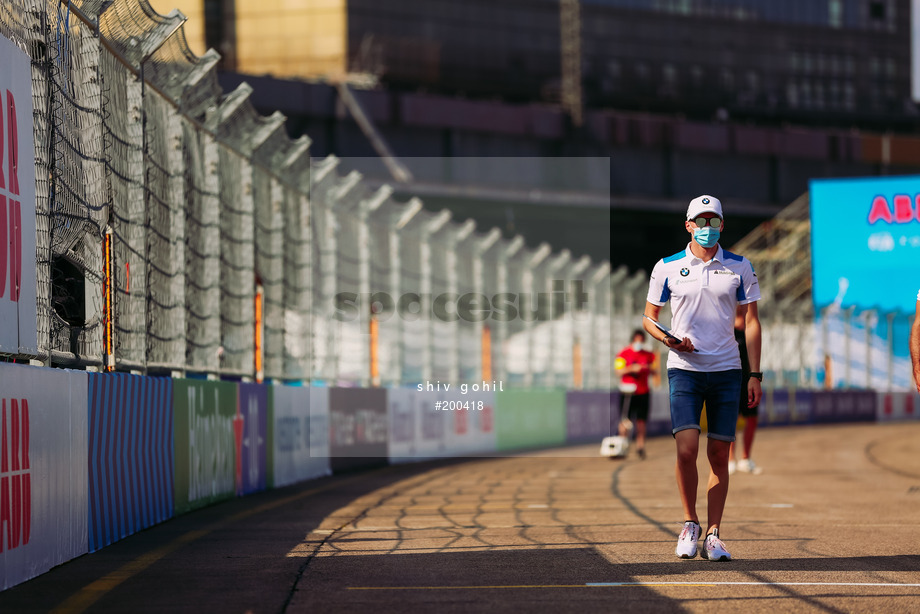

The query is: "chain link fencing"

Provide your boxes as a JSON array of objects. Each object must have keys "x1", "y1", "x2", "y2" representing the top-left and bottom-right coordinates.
[{"x1": 1, "y1": 0, "x2": 613, "y2": 390}]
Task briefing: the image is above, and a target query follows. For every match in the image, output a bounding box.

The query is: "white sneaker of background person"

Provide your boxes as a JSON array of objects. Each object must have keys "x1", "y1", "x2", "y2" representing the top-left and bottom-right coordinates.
[
  {"x1": 700, "y1": 528, "x2": 732, "y2": 561},
  {"x1": 736, "y1": 458, "x2": 763, "y2": 475},
  {"x1": 675, "y1": 521, "x2": 701, "y2": 559}
]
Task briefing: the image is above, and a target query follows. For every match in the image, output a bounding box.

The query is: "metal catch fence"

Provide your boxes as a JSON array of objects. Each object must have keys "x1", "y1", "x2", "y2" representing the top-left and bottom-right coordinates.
[{"x1": 0, "y1": 0, "x2": 613, "y2": 390}]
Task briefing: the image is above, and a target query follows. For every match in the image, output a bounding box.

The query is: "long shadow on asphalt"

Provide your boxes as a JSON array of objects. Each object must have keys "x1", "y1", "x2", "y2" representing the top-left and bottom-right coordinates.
[{"x1": 0, "y1": 458, "x2": 472, "y2": 613}]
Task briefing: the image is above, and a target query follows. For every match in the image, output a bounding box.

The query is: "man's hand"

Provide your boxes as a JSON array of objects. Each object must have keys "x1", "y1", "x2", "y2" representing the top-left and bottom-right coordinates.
[
  {"x1": 665, "y1": 336, "x2": 695, "y2": 353},
  {"x1": 748, "y1": 377, "x2": 762, "y2": 408}
]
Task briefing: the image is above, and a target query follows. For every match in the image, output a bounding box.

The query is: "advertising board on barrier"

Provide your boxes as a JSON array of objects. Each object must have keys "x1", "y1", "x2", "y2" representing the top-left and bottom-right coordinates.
[
  {"x1": 810, "y1": 176, "x2": 918, "y2": 390},
  {"x1": 269, "y1": 386, "x2": 331, "y2": 488},
  {"x1": 444, "y1": 389, "x2": 496, "y2": 456},
  {"x1": 237, "y1": 384, "x2": 268, "y2": 496},
  {"x1": 0, "y1": 34, "x2": 38, "y2": 356},
  {"x1": 644, "y1": 390, "x2": 673, "y2": 438},
  {"x1": 388, "y1": 389, "x2": 496, "y2": 461},
  {"x1": 812, "y1": 390, "x2": 876, "y2": 424},
  {"x1": 329, "y1": 387, "x2": 388, "y2": 472},
  {"x1": 87, "y1": 373, "x2": 174, "y2": 552},
  {"x1": 766, "y1": 389, "x2": 792, "y2": 426},
  {"x1": 877, "y1": 391, "x2": 920, "y2": 422},
  {"x1": 173, "y1": 380, "x2": 237, "y2": 514},
  {"x1": 388, "y1": 388, "x2": 443, "y2": 462},
  {"x1": 495, "y1": 389, "x2": 566, "y2": 452},
  {"x1": 565, "y1": 391, "x2": 612, "y2": 443},
  {"x1": 0, "y1": 364, "x2": 87, "y2": 591}
]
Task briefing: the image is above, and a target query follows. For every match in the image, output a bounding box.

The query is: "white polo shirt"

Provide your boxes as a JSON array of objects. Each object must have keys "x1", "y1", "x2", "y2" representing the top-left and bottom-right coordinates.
[{"x1": 647, "y1": 244, "x2": 761, "y2": 372}]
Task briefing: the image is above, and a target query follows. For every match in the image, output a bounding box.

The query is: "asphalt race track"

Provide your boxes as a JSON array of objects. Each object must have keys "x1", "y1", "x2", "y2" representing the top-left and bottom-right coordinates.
[{"x1": 2, "y1": 421, "x2": 919, "y2": 613}]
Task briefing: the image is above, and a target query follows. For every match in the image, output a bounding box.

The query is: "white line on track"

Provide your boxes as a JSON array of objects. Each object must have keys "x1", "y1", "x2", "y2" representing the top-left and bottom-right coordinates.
[{"x1": 348, "y1": 582, "x2": 920, "y2": 590}]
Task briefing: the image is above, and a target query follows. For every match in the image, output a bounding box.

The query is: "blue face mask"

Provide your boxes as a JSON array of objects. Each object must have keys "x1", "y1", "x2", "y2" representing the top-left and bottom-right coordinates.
[{"x1": 693, "y1": 226, "x2": 720, "y2": 248}]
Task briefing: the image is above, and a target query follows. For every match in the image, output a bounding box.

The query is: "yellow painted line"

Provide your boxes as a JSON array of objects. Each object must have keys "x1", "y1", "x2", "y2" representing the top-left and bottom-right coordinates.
[
  {"x1": 347, "y1": 585, "x2": 590, "y2": 590},
  {"x1": 51, "y1": 470, "x2": 394, "y2": 614},
  {"x1": 346, "y1": 584, "x2": 718, "y2": 590}
]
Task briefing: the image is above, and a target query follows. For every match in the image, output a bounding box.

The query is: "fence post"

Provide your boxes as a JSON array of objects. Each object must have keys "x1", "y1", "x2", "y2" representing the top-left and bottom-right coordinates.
[
  {"x1": 567, "y1": 256, "x2": 592, "y2": 389},
  {"x1": 309, "y1": 156, "x2": 341, "y2": 383},
  {"x1": 524, "y1": 244, "x2": 551, "y2": 387},
  {"x1": 389, "y1": 198, "x2": 422, "y2": 386},
  {"x1": 886, "y1": 311, "x2": 895, "y2": 391},
  {"x1": 496, "y1": 236, "x2": 524, "y2": 385},
  {"x1": 473, "y1": 228, "x2": 501, "y2": 383},
  {"x1": 843, "y1": 306, "x2": 855, "y2": 388},
  {"x1": 448, "y1": 219, "x2": 476, "y2": 384},
  {"x1": 419, "y1": 210, "x2": 451, "y2": 384},
  {"x1": 279, "y1": 136, "x2": 312, "y2": 382},
  {"x1": 863, "y1": 310, "x2": 875, "y2": 389},
  {"x1": 588, "y1": 262, "x2": 612, "y2": 391},
  {"x1": 357, "y1": 185, "x2": 391, "y2": 386},
  {"x1": 544, "y1": 250, "x2": 571, "y2": 388}
]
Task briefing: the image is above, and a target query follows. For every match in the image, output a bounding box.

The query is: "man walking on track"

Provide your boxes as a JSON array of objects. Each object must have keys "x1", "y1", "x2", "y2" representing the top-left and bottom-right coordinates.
[
  {"x1": 614, "y1": 329, "x2": 656, "y2": 459},
  {"x1": 642, "y1": 195, "x2": 762, "y2": 562},
  {"x1": 911, "y1": 289, "x2": 920, "y2": 394}
]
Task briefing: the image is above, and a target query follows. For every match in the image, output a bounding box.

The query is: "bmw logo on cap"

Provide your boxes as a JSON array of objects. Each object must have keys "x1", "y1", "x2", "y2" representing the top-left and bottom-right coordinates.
[{"x1": 702, "y1": 198, "x2": 710, "y2": 204}]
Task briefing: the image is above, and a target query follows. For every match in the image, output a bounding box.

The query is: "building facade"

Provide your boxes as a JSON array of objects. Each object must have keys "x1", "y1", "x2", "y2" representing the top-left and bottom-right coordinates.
[{"x1": 154, "y1": 0, "x2": 916, "y2": 129}]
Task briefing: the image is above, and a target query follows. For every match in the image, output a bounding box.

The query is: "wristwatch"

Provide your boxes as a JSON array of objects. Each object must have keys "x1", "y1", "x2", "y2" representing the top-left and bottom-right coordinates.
[{"x1": 749, "y1": 372, "x2": 763, "y2": 381}]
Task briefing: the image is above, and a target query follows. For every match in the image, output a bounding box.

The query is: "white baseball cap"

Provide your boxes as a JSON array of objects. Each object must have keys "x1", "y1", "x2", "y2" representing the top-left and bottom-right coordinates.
[{"x1": 687, "y1": 195, "x2": 723, "y2": 220}]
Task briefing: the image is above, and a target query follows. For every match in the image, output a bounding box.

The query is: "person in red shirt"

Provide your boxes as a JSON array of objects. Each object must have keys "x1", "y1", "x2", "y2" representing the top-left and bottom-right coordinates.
[{"x1": 615, "y1": 329, "x2": 656, "y2": 459}]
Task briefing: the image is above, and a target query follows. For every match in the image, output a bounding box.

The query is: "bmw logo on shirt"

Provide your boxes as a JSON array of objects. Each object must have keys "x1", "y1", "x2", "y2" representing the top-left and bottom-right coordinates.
[{"x1": 680, "y1": 268, "x2": 690, "y2": 276}]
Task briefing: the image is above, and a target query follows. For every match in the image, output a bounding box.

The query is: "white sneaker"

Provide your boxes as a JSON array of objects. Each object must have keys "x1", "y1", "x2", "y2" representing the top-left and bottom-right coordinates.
[
  {"x1": 675, "y1": 521, "x2": 701, "y2": 559},
  {"x1": 728, "y1": 460, "x2": 737, "y2": 475},
  {"x1": 736, "y1": 458, "x2": 763, "y2": 475},
  {"x1": 700, "y1": 528, "x2": 732, "y2": 561}
]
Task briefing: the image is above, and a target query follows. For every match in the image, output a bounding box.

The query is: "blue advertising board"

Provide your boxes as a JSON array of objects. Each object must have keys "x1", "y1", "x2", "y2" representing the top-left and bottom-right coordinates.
[
  {"x1": 88, "y1": 373, "x2": 174, "y2": 552},
  {"x1": 810, "y1": 176, "x2": 919, "y2": 390},
  {"x1": 237, "y1": 383, "x2": 268, "y2": 496},
  {"x1": 810, "y1": 176, "x2": 920, "y2": 315}
]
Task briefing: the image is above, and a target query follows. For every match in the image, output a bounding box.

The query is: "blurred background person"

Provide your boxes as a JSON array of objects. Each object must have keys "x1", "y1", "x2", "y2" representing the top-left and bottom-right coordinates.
[
  {"x1": 614, "y1": 329, "x2": 655, "y2": 459},
  {"x1": 729, "y1": 304, "x2": 765, "y2": 475}
]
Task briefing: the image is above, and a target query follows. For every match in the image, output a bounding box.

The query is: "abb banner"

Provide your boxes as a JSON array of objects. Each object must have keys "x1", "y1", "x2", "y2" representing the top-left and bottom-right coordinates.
[
  {"x1": 0, "y1": 364, "x2": 88, "y2": 591},
  {"x1": 0, "y1": 34, "x2": 37, "y2": 356},
  {"x1": 270, "y1": 386, "x2": 330, "y2": 488}
]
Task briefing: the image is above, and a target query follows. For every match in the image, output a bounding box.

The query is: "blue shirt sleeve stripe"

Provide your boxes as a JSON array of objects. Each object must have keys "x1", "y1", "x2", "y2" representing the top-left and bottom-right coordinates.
[
  {"x1": 663, "y1": 250, "x2": 685, "y2": 264},
  {"x1": 660, "y1": 278, "x2": 671, "y2": 303}
]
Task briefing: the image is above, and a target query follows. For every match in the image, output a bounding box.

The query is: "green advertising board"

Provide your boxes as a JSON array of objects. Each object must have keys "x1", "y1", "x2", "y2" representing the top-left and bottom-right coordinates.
[
  {"x1": 495, "y1": 389, "x2": 567, "y2": 451},
  {"x1": 173, "y1": 379, "x2": 239, "y2": 514}
]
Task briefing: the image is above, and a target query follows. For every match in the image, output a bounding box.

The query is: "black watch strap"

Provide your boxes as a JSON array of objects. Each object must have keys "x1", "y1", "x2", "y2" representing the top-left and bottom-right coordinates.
[{"x1": 749, "y1": 372, "x2": 763, "y2": 381}]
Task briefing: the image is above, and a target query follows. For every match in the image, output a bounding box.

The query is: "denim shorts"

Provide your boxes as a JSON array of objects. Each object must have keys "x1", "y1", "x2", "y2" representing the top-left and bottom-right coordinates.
[{"x1": 667, "y1": 368, "x2": 743, "y2": 442}]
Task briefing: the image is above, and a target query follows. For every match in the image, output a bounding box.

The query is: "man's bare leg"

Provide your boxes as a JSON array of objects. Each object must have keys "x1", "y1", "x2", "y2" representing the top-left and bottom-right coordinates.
[
  {"x1": 675, "y1": 429, "x2": 700, "y2": 522},
  {"x1": 706, "y1": 438, "x2": 731, "y2": 533}
]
